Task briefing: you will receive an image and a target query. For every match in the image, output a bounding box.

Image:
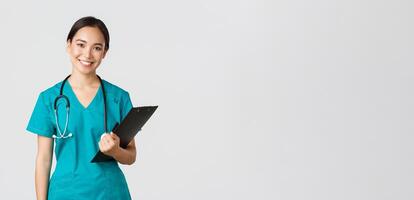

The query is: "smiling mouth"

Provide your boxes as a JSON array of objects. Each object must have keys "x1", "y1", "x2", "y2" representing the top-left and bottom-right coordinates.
[{"x1": 78, "y1": 59, "x2": 94, "y2": 66}]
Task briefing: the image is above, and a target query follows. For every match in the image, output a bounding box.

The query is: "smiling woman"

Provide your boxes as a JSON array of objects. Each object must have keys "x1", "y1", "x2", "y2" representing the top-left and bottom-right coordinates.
[
  {"x1": 66, "y1": 18, "x2": 108, "y2": 76},
  {"x1": 26, "y1": 16, "x2": 136, "y2": 200}
]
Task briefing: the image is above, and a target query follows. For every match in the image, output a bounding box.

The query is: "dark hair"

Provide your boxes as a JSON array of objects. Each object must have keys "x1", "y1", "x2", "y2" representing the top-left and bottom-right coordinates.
[{"x1": 66, "y1": 16, "x2": 110, "y2": 51}]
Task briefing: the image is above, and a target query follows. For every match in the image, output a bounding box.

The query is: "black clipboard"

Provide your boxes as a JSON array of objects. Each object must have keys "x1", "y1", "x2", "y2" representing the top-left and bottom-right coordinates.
[{"x1": 91, "y1": 106, "x2": 158, "y2": 162}]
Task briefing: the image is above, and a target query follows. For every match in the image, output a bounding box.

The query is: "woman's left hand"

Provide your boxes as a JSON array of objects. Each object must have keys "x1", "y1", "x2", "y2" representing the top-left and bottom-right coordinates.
[{"x1": 99, "y1": 132, "x2": 121, "y2": 157}]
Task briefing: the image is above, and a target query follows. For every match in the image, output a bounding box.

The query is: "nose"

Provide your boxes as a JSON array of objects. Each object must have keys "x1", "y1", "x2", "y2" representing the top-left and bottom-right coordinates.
[{"x1": 83, "y1": 47, "x2": 93, "y2": 59}]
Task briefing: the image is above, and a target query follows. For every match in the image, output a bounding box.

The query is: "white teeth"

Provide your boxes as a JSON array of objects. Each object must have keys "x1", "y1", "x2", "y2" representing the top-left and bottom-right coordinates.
[{"x1": 79, "y1": 60, "x2": 93, "y2": 66}]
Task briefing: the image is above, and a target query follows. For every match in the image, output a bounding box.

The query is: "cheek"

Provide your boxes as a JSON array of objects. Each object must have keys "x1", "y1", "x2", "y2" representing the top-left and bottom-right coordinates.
[
  {"x1": 69, "y1": 48, "x2": 82, "y2": 58},
  {"x1": 93, "y1": 51, "x2": 105, "y2": 59}
]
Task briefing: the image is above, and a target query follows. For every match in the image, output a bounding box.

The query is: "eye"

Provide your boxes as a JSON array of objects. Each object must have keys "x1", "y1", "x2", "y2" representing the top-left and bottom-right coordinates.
[
  {"x1": 94, "y1": 46, "x2": 102, "y2": 51},
  {"x1": 76, "y1": 43, "x2": 85, "y2": 48}
]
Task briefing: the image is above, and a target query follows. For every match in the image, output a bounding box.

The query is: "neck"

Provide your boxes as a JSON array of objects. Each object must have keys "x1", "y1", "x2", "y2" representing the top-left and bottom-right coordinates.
[{"x1": 68, "y1": 70, "x2": 100, "y2": 88}]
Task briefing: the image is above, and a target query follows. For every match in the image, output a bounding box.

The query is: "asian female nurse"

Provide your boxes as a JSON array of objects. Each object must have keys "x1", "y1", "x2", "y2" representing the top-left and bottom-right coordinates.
[{"x1": 26, "y1": 16, "x2": 136, "y2": 200}]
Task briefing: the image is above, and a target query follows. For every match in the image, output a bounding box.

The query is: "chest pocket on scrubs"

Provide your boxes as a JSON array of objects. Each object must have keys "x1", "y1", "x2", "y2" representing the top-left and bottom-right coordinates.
[{"x1": 104, "y1": 96, "x2": 122, "y2": 132}]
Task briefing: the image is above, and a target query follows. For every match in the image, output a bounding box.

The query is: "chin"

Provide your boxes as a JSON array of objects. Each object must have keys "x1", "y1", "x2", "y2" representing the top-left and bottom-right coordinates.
[{"x1": 75, "y1": 65, "x2": 98, "y2": 75}]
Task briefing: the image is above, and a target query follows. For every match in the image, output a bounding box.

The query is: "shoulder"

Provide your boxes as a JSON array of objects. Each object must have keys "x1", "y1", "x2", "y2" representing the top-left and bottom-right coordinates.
[
  {"x1": 102, "y1": 80, "x2": 133, "y2": 108},
  {"x1": 36, "y1": 81, "x2": 64, "y2": 106},
  {"x1": 101, "y1": 79, "x2": 131, "y2": 106},
  {"x1": 102, "y1": 79, "x2": 129, "y2": 96}
]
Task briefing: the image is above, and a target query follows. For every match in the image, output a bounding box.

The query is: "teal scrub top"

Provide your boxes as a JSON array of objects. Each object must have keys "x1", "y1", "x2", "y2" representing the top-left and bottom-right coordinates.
[{"x1": 26, "y1": 79, "x2": 133, "y2": 200}]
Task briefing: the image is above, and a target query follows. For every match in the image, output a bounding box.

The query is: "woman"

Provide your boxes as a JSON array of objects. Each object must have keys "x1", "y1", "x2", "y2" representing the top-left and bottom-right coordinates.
[{"x1": 26, "y1": 16, "x2": 136, "y2": 200}]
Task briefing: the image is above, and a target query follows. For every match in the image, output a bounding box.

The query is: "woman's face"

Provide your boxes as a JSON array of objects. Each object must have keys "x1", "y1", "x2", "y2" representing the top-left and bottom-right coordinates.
[{"x1": 66, "y1": 26, "x2": 107, "y2": 75}]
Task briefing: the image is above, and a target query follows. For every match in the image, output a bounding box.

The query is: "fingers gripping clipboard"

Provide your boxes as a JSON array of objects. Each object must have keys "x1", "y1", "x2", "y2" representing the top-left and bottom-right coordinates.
[{"x1": 91, "y1": 106, "x2": 158, "y2": 162}]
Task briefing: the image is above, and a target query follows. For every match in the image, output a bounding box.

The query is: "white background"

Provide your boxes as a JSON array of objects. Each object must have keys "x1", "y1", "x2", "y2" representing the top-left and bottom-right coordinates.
[{"x1": 0, "y1": 0, "x2": 413, "y2": 199}]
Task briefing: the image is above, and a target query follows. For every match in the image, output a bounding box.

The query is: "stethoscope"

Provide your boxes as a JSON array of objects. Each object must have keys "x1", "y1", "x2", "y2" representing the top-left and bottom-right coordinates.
[{"x1": 52, "y1": 74, "x2": 107, "y2": 139}]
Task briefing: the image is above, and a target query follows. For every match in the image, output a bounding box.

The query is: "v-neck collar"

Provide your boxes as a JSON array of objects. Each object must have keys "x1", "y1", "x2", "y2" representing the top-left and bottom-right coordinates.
[{"x1": 64, "y1": 79, "x2": 103, "y2": 110}]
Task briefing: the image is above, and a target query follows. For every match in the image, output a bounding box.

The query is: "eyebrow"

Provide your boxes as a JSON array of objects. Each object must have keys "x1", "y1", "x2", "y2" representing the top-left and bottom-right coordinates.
[{"x1": 75, "y1": 39, "x2": 103, "y2": 46}]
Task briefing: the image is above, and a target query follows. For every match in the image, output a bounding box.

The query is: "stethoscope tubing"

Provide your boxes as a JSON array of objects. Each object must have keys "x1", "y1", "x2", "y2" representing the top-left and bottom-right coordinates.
[{"x1": 53, "y1": 74, "x2": 107, "y2": 139}]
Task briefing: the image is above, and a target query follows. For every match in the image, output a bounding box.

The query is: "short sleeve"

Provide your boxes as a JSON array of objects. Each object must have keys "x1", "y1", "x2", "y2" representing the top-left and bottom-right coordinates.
[
  {"x1": 26, "y1": 92, "x2": 55, "y2": 138},
  {"x1": 120, "y1": 92, "x2": 133, "y2": 121}
]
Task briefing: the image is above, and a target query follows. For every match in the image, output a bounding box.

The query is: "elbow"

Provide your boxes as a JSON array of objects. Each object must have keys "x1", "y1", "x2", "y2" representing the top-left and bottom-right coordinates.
[
  {"x1": 121, "y1": 159, "x2": 135, "y2": 165},
  {"x1": 120, "y1": 154, "x2": 136, "y2": 165},
  {"x1": 126, "y1": 149, "x2": 137, "y2": 165},
  {"x1": 36, "y1": 153, "x2": 52, "y2": 168},
  {"x1": 126, "y1": 156, "x2": 136, "y2": 165}
]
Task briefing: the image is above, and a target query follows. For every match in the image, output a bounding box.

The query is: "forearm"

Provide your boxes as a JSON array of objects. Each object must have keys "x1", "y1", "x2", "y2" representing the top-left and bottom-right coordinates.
[
  {"x1": 35, "y1": 156, "x2": 52, "y2": 200},
  {"x1": 113, "y1": 146, "x2": 136, "y2": 165}
]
